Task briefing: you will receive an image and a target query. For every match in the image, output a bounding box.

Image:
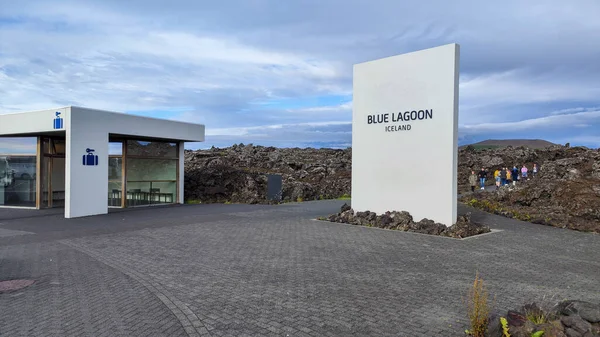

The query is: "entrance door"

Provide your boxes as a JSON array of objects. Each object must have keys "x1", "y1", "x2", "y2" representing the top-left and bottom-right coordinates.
[{"x1": 40, "y1": 138, "x2": 65, "y2": 208}]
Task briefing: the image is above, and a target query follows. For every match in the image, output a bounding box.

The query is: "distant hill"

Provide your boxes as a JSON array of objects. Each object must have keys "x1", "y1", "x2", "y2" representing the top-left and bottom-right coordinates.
[{"x1": 461, "y1": 139, "x2": 557, "y2": 150}]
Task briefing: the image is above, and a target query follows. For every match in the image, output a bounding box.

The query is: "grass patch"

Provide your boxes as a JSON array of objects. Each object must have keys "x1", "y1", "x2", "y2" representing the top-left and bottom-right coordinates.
[
  {"x1": 185, "y1": 199, "x2": 202, "y2": 204},
  {"x1": 337, "y1": 193, "x2": 351, "y2": 200},
  {"x1": 466, "y1": 198, "x2": 532, "y2": 222}
]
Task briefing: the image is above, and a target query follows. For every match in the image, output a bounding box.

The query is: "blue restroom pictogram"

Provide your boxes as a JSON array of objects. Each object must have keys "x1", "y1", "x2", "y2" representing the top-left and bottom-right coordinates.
[
  {"x1": 82, "y1": 148, "x2": 98, "y2": 166},
  {"x1": 53, "y1": 111, "x2": 63, "y2": 129}
]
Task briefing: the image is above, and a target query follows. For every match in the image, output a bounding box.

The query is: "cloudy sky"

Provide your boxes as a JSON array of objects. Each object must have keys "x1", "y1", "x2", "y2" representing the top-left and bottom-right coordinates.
[{"x1": 1, "y1": 0, "x2": 599, "y2": 149}]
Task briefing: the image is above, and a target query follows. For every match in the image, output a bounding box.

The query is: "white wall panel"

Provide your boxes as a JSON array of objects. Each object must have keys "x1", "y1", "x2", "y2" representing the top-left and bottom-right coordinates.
[
  {"x1": 351, "y1": 44, "x2": 459, "y2": 226},
  {"x1": 0, "y1": 108, "x2": 69, "y2": 135},
  {"x1": 66, "y1": 108, "x2": 109, "y2": 218}
]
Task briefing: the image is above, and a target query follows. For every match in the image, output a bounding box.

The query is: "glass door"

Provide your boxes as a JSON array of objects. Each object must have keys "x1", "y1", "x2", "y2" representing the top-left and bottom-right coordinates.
[
  {"x1": 40, "y1": 138, "x2": 65, "y2": 208},
  {"x1": 108, "y1": 156, "x2": 123, "y2": 207},
  {"x1": 108, "y1": 141, "x2": 124, "y2": 208}
]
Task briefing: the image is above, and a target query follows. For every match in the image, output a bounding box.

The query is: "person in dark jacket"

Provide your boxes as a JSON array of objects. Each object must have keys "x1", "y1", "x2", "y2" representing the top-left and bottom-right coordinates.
[
  {"x1": 500, "y1": 167, "x2": 508, "y2": 186},
  {"x1": 477, "y1": 167, "x2": 487, "y2": 190},
  {"x1": 511, "y1": 166, "x2": 520, "y2": 185}
]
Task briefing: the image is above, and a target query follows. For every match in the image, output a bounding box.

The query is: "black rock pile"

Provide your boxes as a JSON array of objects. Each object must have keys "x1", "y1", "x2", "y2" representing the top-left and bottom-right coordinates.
[
  {"x1": 182, "y1": 142, "x2": 600, "y2": 233},
  {"x1": 184, "y1": 143, "x2": 351, "y2": 204},
  {"x1": 323, "y1": 204, "x2": 491, "y2": 238},
  {"x1": 487, "y1": 300, "x2": 600, "y2": 337},
  {"x1": 460, "y1": 145, "x2": 600, "y2": 233}
]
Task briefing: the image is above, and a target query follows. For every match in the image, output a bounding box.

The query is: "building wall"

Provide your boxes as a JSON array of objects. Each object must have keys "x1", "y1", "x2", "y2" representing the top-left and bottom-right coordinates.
[
  {"x1": 0, "y1": 108, "x2": 69, "y2": 135},
  {"x1": 64, "y1": 107, "x2": 204, "y2": 218},
  {"x1": 351, "y1": 44, "x2": 459, "y2": 226},
  {"x1": 66, "y1": 108, "x2": 109, "y2": 218},
  {"x1": 1, "y1": 106, "x2": 205, "y2": 217},
  {"x1": 70, "y1": 107, "x2": 205, "y2": 142}
]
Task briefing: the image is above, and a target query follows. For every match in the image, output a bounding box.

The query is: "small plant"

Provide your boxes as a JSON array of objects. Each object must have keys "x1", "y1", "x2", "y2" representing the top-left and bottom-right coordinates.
[
  {"x1": 296, "y1": 196, "x2": 304, "y2": 202},
  {"x1": 338, "y1": 194, "x2": 351, "y2": 200},
  {"x1": 514, "y1": 212, "x2": 532, "y2": 222},
  {"x1": 185, "y1": 199, "x2": 202, "y2": 204},
  {"x1": 465, "y1": 272, "x2": 491, "y2": 337},
  {"x1": 500, "y1": 317, "x2": 510, "y2": 337},
  {"x1": 525, "y1": 311, "x2": 547, "y2": 325},
  {"x1": 531, "y1": 331, "x2": 544, "y2": 337},
  {"x1": 523, "y1": 301, "x2": 551, "y2": 325},
  {"x1": 224, "y1": 201, "x2": 232, "y2": 204}
]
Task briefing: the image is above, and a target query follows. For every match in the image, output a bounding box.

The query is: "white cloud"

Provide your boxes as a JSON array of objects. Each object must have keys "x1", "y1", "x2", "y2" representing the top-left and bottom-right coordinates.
[
  {"x1": 549, "y1": 107, "x2": 600, "y2": 116},
  {"x1": 460, "y1": 70, "x2": 600, "y2": 118},
  {"x1": 206, "y1": 121, "x2": 351, "y2": 137},
  {"x1": 461, "y1": 109, "x2": 600, "y2": 134},
  {"x1": 1, "y1": 0, "x2": 600, "y2": 148}
]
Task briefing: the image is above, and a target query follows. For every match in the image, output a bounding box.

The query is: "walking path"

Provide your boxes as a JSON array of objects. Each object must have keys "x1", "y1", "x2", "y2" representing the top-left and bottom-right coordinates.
[{"x1": 0, "y1": 201, "x2": 598, "y2": 336}]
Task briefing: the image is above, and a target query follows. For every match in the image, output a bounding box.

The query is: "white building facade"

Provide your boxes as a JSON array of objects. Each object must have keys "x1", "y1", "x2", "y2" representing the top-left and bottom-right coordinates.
[{"x1": 0, "y1": 106, "x2": 205, "y2": 218}]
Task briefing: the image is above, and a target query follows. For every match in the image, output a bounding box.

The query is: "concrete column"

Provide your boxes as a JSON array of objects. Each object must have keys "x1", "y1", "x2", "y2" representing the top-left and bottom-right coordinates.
[
  {"x1": 65, "y1": 108, "x2": 109, "y2": 218},
  {"x1": 178, "y1": 141, "x2": 185, "y2": 204}
]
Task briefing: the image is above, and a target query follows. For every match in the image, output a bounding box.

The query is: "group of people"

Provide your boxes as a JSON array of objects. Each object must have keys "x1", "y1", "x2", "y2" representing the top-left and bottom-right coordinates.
[{"x1": 469, "y1": 163, "x2": 539, "y2": 192}]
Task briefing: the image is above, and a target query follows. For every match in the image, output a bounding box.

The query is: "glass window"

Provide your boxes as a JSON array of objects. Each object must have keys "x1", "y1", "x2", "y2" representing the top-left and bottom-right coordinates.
[
  {"x1": 124, "y1": 139, "x2": 178, "y2": 207},
  {"x1": 125, "y1": 181, "x2": 176, "y2": 206},
  {"x1": 126, "y1": 158, "x2": 177, "y2": 206},
  {"x1": 42, "y1": 138, "x2": 65, "y2": 155},
  {"x1": 109, "y1": 157, "x2": 122, "y2": 180},
  {"x1": 109, "y1": 142, "x2": 123, "y2": 156},
  {"x1": 127, "y1": 140, "x2": 177, "y2": 158},
  {"x1": 0, "y1": 155, "x2": 37, "y2": 207},
  {"x1": 1, "y1": 138, "x2": 37, "y2": 207},
  {"x1": 108, "y1": 157, "x2": 123, "y2": 207},
  {"x1": 108, "y1": 181, "x2": 123, "y2": 207},
  {"x1": 126, "y1": 158, "x2": 176, "y2": 181},
  {"x1": 0, "y1": 137, "x2": 37, "y2": 155},
  {"x1": 52, "y1": 140, "x2": 65, "y2": 155}
]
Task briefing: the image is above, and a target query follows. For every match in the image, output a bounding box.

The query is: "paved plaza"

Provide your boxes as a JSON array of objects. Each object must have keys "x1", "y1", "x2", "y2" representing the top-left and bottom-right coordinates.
[{"x1": 0, "y1": 201, "x2": 599, "y2": 336}]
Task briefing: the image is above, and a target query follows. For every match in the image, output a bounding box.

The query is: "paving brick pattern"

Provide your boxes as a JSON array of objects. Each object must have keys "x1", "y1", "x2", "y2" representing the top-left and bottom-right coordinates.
[
  {"x1": 1, "y1": 201, "x2": 599, "y2": 336},
  {"x1": 0, "y1": 242, "x2": 186, "y2": 336}
]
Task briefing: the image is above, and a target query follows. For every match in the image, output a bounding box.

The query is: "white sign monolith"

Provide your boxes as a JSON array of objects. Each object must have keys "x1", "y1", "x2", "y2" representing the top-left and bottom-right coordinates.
[{"x1": 351, "y1": 43, "x2": 460, "y2": 226}]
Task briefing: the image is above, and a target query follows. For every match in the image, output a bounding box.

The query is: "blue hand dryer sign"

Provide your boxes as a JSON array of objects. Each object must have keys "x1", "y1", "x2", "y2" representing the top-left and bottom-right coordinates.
[
  {"x1": 82, "y1": 148, "x2": 98, "y2": 166},
  {"x1": 53, "y1": 111, "x2": 63, "y2": 129}
]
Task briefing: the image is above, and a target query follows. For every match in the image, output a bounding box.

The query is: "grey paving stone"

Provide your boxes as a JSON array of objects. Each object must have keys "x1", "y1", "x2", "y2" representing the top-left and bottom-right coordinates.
[
  {"x1": 0, "y1": 242, "x2": 186, "y2": 336},
  {"x1": 0, "y1": 200, "x2": 599, "y2": 336}
]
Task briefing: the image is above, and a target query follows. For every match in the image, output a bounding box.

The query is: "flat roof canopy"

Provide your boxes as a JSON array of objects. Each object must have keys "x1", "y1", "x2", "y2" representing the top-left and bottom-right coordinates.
[{"x1": 0, "y1": 106, "x2": 205, "y2": 142}]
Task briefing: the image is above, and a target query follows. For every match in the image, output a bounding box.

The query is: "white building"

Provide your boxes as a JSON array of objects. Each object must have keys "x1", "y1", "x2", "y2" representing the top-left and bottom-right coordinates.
[{"x1": 0, "y1": 106, "x2": 205, "y2": 218}]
